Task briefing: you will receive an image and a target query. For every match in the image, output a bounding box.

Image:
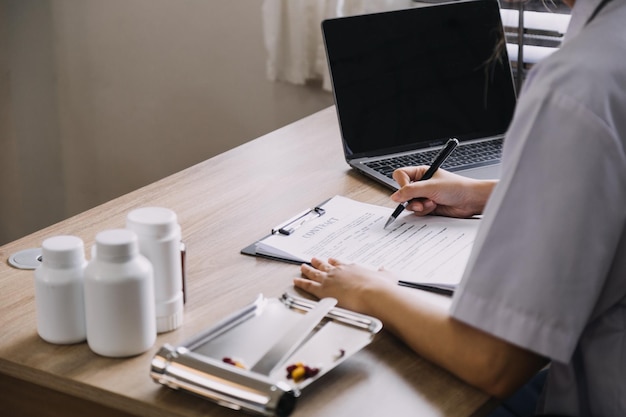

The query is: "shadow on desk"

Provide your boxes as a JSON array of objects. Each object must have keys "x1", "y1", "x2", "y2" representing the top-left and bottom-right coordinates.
[
  {"x1": 0, "y1": 333, "x2": 138, "y2": 417},
  {"x1": 0, "y1": 373, "x2": 135, "y2": 417}
]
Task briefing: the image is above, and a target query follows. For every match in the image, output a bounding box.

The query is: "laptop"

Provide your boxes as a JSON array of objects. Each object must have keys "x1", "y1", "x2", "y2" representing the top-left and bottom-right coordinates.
[{"x1": 321, "y1": 0, "x2": 516, "y2": 189}]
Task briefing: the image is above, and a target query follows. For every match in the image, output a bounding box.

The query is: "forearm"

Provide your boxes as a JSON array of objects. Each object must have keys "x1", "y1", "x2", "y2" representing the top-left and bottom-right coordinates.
[
  {"x1": 296, "y1": 258, "x2": 545, "y2": 397},
  {"x1": 360, "y1": 284, "x2": 547, "y2": 398}
]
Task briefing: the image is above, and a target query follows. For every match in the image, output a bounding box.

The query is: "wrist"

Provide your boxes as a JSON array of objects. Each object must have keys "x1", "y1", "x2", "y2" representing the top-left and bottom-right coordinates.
[
  {"x1": 467, "y1": 179, "x2": 497, "y2": 215},
  {"x1": 357, "y1": 277, "x2": 397, "y2": 316}
]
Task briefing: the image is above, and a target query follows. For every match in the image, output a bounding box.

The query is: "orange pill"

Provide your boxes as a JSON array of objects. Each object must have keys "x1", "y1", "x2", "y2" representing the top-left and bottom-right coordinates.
[{"x1": 291, "y1": 365, "x2": 306, "y2": 382}]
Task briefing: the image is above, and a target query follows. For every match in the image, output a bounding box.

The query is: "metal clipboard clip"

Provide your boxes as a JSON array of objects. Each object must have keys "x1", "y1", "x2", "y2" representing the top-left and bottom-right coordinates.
[{"x1": 271, "y1": 207, "x2": 326, "y2": 236}]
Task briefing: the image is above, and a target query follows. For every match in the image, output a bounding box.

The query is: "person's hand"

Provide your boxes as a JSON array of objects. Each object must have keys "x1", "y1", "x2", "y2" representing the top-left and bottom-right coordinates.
[
  {"x1": 294, "y1": 258, "x2": 396, "y2": 313},
  {"x1": 391, "y1": 166, "x2": 497, "y2": 218}
]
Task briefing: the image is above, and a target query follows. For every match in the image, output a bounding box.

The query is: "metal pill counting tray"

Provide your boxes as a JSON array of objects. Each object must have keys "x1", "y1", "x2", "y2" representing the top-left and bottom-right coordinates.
[{"x1": 150, "y1": 292, "x2": 383, "y2": 417}]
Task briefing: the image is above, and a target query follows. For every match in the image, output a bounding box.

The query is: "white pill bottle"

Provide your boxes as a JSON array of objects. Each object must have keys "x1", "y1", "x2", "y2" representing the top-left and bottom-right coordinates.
[
  {"x1": 126, "y1": 207, "x2": 184, "y2": 333},
  {"x1": 34, "y1": 235, "x2": 87, "y2": 344},
  {"x1": 84, "y1": 229, "x2": 156, "y2": 357}
]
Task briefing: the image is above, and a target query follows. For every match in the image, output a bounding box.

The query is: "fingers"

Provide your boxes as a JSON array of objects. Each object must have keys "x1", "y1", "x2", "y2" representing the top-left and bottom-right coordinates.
[
  {"x1": 297, "y1": 258, "x2": 337, "y2": 298},
  {"x1": 310, "y1": 257, "x2": 334, "y2": 272},
  {"x1": 301, "y1": 257, "x2": 338, "y2": 283},
  {"x1": 392, "y1": 181, "x2": 438, "y2": 203},
  {"x1": 328, "y1": 258, "x2": 343, "y2": 267},
  {"x1": 405, "y1": 198, "x2": 438, "y2": 215},
  {"x1": 391, "y1": 166, "x2": 440, "y2": 203},
  {"x1": 297, "y1": 257, "x2": 342, "y2": 294},
  {"x1": 293, "y1": 276, "x2": 322, "y2": 298},
  {"x1": 301, "y1": 263, "x2": 325, "y2": 281},
  {"x1": 392, "y1": 166, "x2": 427, "y2": 187}
]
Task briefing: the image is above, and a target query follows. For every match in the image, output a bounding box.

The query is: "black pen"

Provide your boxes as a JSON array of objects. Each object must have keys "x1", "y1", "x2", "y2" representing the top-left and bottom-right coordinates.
[
  {"x1": 397, "y1": 281, "x2": 456, "y2": 296},
  {"x1": 384, "y1": 138, "x2": 459, "y2": 229}
]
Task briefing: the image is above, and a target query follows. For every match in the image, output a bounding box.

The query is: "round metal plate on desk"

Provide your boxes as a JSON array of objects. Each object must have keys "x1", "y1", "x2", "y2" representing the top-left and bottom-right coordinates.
[{"x1": 8, "y1": 248, "x2": 43, "y2": 270}]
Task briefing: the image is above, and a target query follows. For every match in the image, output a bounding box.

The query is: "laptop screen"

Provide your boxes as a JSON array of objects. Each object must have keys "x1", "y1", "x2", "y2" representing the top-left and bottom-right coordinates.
[{"x1": 322, "y1": 0, "x2": 516, "y2": 159}]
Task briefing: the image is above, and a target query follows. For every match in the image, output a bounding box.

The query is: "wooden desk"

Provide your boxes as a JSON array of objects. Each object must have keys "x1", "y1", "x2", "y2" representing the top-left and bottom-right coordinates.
[{"x1": 0, "y1": 107, "x2": 492, "y2": 417}]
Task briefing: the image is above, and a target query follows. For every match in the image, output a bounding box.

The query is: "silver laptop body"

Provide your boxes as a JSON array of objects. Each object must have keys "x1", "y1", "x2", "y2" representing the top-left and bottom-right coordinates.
[{"x1": 322, "y1": 0, "x2": 516, "y2": 189}]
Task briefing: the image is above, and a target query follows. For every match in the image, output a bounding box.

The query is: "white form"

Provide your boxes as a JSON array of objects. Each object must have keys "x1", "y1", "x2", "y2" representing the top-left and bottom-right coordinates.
[{"x1": 256, "y1": 195, "x2": 480, "y2": 285}]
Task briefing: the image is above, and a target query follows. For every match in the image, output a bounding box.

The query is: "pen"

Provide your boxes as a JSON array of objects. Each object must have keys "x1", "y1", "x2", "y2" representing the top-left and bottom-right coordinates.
[
  {"x1": 397, "y1": 281, "x2": 456, "y2": 296},
  {"x1": 384, "y1": 138, "x2": 459, "y2": 229}
]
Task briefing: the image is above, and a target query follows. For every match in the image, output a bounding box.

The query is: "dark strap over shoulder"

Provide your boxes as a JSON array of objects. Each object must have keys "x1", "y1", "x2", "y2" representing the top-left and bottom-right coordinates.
[{"x1": 586, "y1": 0, "x2": 613, "y2": 25}]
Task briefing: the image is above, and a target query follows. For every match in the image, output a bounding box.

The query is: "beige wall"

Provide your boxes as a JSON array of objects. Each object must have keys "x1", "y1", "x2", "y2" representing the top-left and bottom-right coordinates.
[{"x1": 0, "y1": 0, "x2": 333, "y2": 245}]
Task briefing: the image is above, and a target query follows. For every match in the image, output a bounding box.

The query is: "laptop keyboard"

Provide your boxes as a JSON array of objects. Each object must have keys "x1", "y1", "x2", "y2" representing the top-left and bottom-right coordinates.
[{"x1": 364, "y1": 138, "x2": 503, "y2": 179}]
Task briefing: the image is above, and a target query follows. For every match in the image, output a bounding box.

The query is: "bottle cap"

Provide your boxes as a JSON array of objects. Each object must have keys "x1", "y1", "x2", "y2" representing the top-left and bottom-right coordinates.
[
  {"x1": 126, "y1": 207, "x2": 179, "y2": 239},
  {"x1": 41, "y1": 235, "x2": 85, "y2": 269},
  {"x1": 95, "y1": 229, "x2": 139, "y2": 262}
]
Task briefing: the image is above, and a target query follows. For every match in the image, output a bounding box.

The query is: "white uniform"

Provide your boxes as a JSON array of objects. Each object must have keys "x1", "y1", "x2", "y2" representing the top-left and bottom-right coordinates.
[{"x1": 450, "y1": 0, "x2": 626, "y2": 415}]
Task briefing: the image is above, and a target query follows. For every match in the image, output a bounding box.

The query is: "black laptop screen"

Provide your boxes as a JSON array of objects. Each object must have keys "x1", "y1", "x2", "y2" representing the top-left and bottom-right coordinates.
[{"x1": 322, "y1": 0, "x2": 516, "y2": 159}]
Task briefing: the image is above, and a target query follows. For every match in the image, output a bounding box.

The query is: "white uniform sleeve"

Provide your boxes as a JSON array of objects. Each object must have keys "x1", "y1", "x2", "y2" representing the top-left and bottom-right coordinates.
[{"x1": 450, "y1": 87, "x2": 626, "y2": 364}]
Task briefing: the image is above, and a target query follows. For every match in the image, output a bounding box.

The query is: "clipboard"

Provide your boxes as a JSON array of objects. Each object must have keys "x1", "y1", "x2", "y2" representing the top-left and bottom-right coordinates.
[
  {"x1": 241, "y1": 199, "x2": 331, "y2": 264},
  {"x1": 241, "y1": 195, "x2": 475, "y2": 296}
]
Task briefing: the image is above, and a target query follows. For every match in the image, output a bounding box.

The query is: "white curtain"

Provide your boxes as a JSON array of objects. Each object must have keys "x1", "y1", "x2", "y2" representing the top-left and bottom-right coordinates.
[{"x1": 262, "y1": 0, "x2": 420, "y2": 90}]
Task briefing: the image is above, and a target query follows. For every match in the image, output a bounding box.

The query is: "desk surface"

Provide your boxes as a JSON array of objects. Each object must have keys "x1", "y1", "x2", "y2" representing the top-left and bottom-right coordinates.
[{"x1": 0, "y1": 107, "x2": 491, "y2": 417}]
